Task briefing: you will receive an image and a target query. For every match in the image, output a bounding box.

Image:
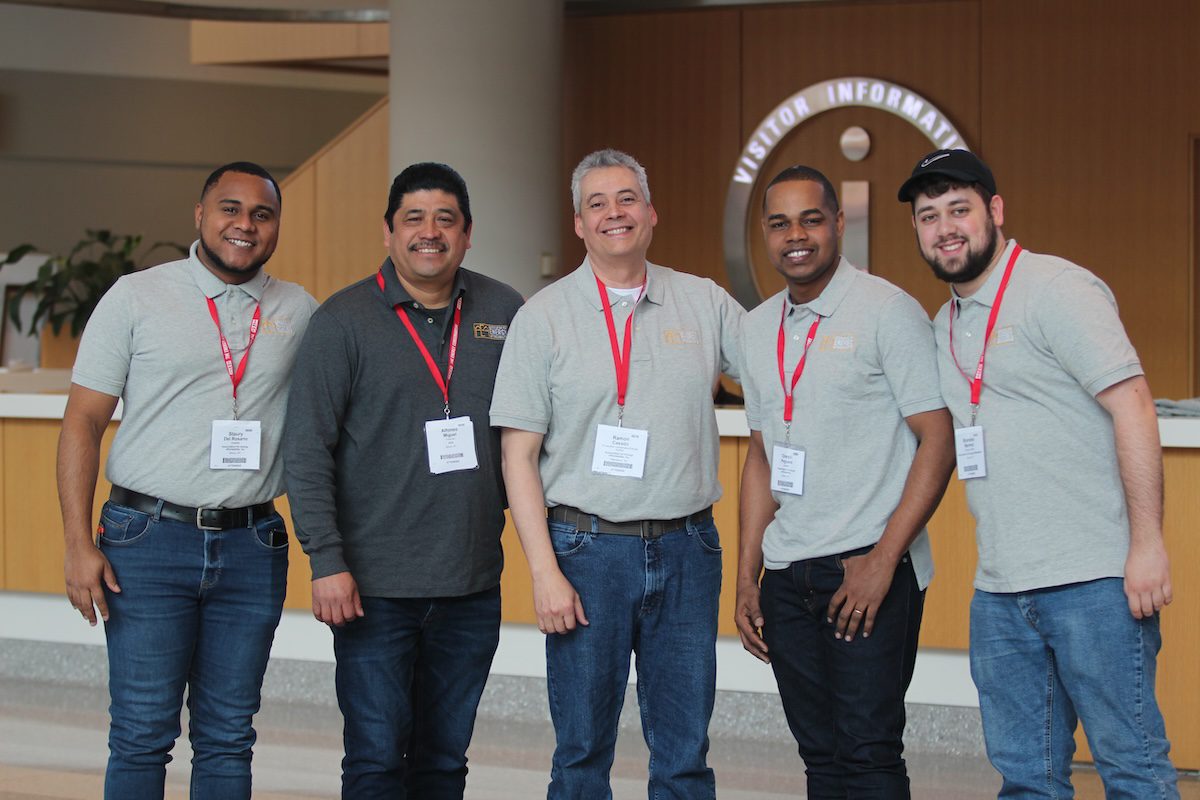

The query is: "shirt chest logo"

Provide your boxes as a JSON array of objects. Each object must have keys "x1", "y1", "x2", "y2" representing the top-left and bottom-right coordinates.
[
  {"x1": 473, "y1": 322, "x2": 509, "y2": 341},
  {"x1": 991, "y1": 326, "x2": 1015, "y2": 345},
  {"x1": 817, "y1": 333, "x2": 855, "y2": 352},
  {"x1": 662, "y1": 328, "x2": 701, "y2": 345},
  {"x1": 258, "y1": 317, "x2": 293, "y2": 335}
]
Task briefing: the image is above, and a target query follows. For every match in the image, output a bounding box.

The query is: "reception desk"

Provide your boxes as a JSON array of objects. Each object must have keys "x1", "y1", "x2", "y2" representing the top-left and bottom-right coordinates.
[{"x1": 0, "y1": 385, "x2": 1196, "y2": 767}]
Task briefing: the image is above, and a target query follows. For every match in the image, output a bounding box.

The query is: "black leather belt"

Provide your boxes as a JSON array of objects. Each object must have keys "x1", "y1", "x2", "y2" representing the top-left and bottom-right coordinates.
[
  {"x1": 109, "y1": 486, "x2": 275, "y2": 531},
  {"x1": 547, "y1": 504, "x2": 711, "y2": 539}
]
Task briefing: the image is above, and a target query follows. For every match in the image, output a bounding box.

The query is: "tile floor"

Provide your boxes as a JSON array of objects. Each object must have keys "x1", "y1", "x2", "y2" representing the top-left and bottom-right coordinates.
[{"x1": 1, "y1": 677, "x2": 1195, "y2": 799}]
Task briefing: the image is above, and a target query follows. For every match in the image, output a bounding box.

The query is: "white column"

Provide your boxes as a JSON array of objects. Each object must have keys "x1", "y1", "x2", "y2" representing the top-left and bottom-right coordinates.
[{"x1": 389, "y1": 0, "x2": 563, "y2": 297}]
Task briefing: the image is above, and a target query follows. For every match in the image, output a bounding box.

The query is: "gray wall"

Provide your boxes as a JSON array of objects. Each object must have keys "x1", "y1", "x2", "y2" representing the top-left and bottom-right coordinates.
[{"x1": 0, "y1": 69, "x2": 382, "y2": 256}]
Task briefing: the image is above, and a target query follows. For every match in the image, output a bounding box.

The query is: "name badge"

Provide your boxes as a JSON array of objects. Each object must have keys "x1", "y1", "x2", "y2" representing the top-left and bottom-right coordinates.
[
  {"x1": 771, "y1": 442, "x2": 806, "y2": 495},
  {"x1": 955, "y1": 425, "x2": 987, "y2": 480},
  {"x1": 210, "y1": 420, "x2": 261, "y2": 470},
  {"x1": 424, "y1": 416, "x2": 479, "y2": 474},
  {"x1": 591, "y1": 423, "x2": 648, "y2": 479}
]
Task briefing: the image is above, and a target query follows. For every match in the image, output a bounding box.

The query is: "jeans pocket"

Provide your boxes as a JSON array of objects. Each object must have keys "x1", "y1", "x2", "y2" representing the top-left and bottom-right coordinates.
[
  {"x1": 549, "y1": 524, "x2": 590, "y2": 557},
  {"x1": 97, "y1": 502, "x2": 152, "y2": 546},
  {"x1": 691, "y1": 521, "x2": 722, "y2": 554},
  {"x1": 253, "y1": 514, "x2": 290, "y2": 552},
  {"x1": 834, "y1": 542, "x2": 876, "y2": 571}
]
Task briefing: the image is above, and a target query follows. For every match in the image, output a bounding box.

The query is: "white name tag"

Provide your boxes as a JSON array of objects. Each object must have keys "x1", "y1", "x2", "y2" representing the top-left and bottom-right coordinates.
[
  {"x1": 771, "y1": 442, "x2": 806, "y2": 495},
  {"x1": 955, "y1": 425, "x2": 987, "y2": 480},
  {"x1": 424, "y1": 416, "x2": 479, "y2": 474},
  {"x1": 210, "y1": 420, "x2": 261, "y2": 470},
  {"x1": 591, "y1": 423, "x2": 648, "y2": 479}
]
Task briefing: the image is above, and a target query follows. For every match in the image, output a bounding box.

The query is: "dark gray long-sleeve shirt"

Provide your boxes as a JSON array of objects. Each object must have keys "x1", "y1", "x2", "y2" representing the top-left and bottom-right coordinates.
[{"x1": 283, "y1": 260, "x2": 523, "y2": 597}]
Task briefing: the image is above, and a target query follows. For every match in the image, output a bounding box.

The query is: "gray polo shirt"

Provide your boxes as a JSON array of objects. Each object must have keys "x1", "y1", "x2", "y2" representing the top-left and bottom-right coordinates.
[
  {"x1": 72, "y1": 241, "x2": 317, "y2": 508},
  {"x1": 740, "y1": 259, "x2": 943, "y2": 587},
  {"x1": 490, "y1": 258, "x2": 744, "y2": 522},
  {"x1": 934, "y1": 239, "x2": 1144, "y2": 593}
]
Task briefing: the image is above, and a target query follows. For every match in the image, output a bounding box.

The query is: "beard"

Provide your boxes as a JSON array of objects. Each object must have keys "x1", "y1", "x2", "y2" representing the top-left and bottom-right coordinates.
[
  {"x1": 920, "y1": 218, "x2": 999, "y2": 286},
  {"x1": 200, "y1": 235, "x2": 269, "y2": 282}
]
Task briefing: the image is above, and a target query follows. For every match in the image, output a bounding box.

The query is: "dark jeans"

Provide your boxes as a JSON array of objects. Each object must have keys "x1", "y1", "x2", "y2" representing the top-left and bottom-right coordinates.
[
  {"x1": 332, "y1": 586, "x2": 501, "y2": 799},
  {"x1": 99, "y1": 501, "x2": 288, "y2": 799},
  {"x1": 761, "y1": 544, "x2": 924, "y2": 800}
]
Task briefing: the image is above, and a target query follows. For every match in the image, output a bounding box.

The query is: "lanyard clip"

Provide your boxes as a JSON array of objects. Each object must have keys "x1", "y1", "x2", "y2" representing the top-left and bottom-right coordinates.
[
  {"x1": 232, "y1": 395, "x2": 240, "y2": 421},
  {"x1": 970, "y1": 403, "x2": 979, "y2": 427},
  {"x1": 443, "y1": 403, "x2": 451, "y2": 420},
  {"x1": 784, "y1": 420, "x2": 791, "y2": 444},
  {"x1": 617, "y1": 404, "x2": 625, "y2": 428}
]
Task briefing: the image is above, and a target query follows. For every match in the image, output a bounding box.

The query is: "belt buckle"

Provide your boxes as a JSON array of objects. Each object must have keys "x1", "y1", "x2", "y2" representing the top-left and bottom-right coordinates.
[
  {"x1": 196, "y1": 508, "x2": 222, "y2": 531},
  {"x1": 641, "y1": 520, "x2": 657, "y2": 539}
]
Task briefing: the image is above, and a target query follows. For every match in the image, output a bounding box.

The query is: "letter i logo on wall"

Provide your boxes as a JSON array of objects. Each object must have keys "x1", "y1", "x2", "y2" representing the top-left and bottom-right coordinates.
[{"x1": 722, "y1": 77, "x2": 971, "y2": 309}]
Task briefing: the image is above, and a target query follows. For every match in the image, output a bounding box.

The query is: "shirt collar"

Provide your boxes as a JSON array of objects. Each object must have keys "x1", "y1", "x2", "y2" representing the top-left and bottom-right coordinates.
[
  {"x1": 574, "y1": 256, "x2": 665, "y2": 311},
  {"x1": 786, "y1": 256, "x2": 856, "y2": 319},
  {"x1": 186, "y1": 240, "x2": 269, "y2": 301},
  {"x1": 952, "y1": 238, "x2": 1019, "y2": 309},
  {"x1": 377, "y1": 258, "x2": 466, "y2": 309}
]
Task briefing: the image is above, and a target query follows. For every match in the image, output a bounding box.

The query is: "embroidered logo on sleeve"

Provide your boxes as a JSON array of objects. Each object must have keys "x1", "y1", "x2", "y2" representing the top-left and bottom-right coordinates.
[{"x1": 473, "y1": 323, "x2": 509, "y2": 340}]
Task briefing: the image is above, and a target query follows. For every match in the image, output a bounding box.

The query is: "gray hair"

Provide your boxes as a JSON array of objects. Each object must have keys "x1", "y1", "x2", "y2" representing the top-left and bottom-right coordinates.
[{"x1": 570, "y1": 148, "x2": 652, "y2": 213}]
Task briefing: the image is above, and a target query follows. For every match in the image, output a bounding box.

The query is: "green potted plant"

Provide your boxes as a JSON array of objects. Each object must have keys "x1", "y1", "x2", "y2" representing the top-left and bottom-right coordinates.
[{"x1": 0, "y1": 229, "x2": 186, "y2": 340}]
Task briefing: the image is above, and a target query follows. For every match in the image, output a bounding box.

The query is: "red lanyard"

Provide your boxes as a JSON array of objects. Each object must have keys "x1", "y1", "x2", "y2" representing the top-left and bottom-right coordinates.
[
  {"x1": 206, "y1": 296, "x2": 260, "y2": 419},
  {"x1": 595, "y1": 273, "x2": 645, "y2": 425},
  {"x1": 777, "y1": 297, "x2": 822, "y2": 437},
  {"x1": 377, "y1": 270, "x2": 462, "y2": 417},
  {"x1": 949, "y1": 243, "x2": 1022, "y2": 424}
]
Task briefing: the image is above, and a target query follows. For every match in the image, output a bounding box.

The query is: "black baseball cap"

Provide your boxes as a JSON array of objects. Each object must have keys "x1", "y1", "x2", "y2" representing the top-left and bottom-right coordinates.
[{"x1": 897, "y1": 149, "x2": 997, "y2": 202}]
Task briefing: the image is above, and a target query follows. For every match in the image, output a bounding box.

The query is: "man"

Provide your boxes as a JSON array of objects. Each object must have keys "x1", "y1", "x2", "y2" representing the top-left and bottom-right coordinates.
[
  {"x1": 899, "y1": 149, "x2": 1178, "y2": 797},
  {"x1": 59, "y1": 162, "x2": 316, "y2": 798},
  {"x1": 491, "y1": 148, "x2": 743, "y2": 798},
  {"x1": 283, "y1": 162, "x2": 523, "y2": 798},
  {"x1": 733, "y1": 166, "x2": 954, "y2": 798}
]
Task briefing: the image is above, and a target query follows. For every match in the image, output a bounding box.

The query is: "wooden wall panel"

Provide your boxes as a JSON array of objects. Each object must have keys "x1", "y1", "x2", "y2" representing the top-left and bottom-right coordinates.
[
  {"x1": 741, "y1": 2, "x2": 981, "y2": 318},
  {"x1": 562, "y1": 10, "x2": 742, "y2": 287},
  {"x1": 714, "y1": 438, "x2": 741, "y2": 636},
  {"x1": 918, "y1": 480, "x2": 975, "y2": 649},
  {"x1": 314, "y1": 105, "x2": 390, "y2": 300},
  {"x1": 980, "y1": 0, "x2": 1197, "y2": 397},
  {"x1": 1155, "y1": 449, "x2": 1200, "y2": 768},
  {"x1": 191, "y1": 21, "x2": 387, "y2": 66},
  {"x1": 4, "y1": 419, "x2": 116, "y2": 593},
  {"x1": 269, "y1": 168, "x2": 317, "y2": 299},
  {"x1": 499, "y1": 511, "x2": 536, "y2": 624},
  {"x1": 275, "y1": 495, "x2": 312, "y2": 612}
]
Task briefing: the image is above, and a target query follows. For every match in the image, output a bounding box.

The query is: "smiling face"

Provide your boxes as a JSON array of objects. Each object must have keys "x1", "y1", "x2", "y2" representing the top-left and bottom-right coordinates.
[
  {"x1": 912, "y1": 184, "x2": 1005, "y2": 292},
  {"x1": 384, "y1": 189, "x2": 472, "y2": 297},
  {"x1": 573, "y1": 166, "x2": 657, "y2": 268},
  {"x1": 761, "y1": 178, "x2": 844, "y2": 304},
  {"x1": 193, "y1": 171, "x2": 281, "y2": 284}
]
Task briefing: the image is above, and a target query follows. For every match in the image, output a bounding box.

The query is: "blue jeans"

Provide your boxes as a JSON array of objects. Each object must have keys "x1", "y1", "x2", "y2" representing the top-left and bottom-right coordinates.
[
  {"x1": 99, "y1": 500, "x2": 288, "y2": 799},
  {"x1": 545, "y1": 512, "x2": 722, "y2": 800},
  {"x1": 332, "y1": 586, "x2": 501, "y2": 799},
  {"x1": 970, "y1": 578, "x2": 1178, "y2": 799},
  {"x1": 761, "y1": 545, "x2": 924, "y2": 800}
]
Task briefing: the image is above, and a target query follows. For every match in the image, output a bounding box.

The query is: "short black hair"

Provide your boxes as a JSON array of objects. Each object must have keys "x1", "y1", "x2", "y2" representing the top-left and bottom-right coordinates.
[
  {"x1": 906, "y1": 176, "x2": 993, "y2": 209},
  {"x1": 200, "y1": 162, "x2": 281, "y2": 210},
  {"x1": 764, "y1": 165, "x2": 840, "y2": 215},
  {"x1": 384, "y1": 162, "x2": 472, "y2": 232}
]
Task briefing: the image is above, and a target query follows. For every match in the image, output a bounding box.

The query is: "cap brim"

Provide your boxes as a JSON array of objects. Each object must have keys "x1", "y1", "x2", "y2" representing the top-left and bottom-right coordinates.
[{"x1": 898, "y1": 167, "x2": 990, "y2": 202}]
